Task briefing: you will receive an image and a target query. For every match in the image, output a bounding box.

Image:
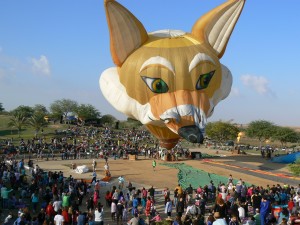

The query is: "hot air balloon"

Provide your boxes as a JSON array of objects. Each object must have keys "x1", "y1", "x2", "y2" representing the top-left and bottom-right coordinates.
[{"x1": 100, "y1": 0, "x2": 246, "y2": 149}]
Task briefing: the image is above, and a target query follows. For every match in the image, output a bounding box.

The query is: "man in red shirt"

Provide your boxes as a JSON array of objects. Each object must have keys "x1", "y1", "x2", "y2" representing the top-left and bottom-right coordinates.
[
  {"x1": 62, "y1": 207, "x2": 70, "y2": 225},
  {"x1": 46, "y1": 201, "x2": 55, "y2": 222}
]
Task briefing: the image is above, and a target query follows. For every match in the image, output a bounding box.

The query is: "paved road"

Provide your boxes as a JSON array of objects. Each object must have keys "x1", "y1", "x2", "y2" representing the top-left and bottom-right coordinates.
[{"x1": 203, "y1": 159, "x2": 299, "y2": 186}]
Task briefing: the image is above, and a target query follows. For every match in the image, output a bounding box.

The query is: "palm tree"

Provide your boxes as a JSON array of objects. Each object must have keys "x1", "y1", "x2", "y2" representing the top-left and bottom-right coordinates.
[
  {"x1": 27, "y1": 114, "x2": 48, "y2": 138},
  {"x1": 8, "y1": 113, "x2": 27, "y2": 137}
]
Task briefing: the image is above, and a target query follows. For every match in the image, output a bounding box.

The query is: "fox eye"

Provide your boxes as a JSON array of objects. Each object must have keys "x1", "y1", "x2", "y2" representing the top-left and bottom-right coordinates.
[
  {"x1": 196, "y1": 70, "x2": 215, "y2": 90},
  {"x1": 142, "y1": 77, "x2": 169, "y2": 93}
]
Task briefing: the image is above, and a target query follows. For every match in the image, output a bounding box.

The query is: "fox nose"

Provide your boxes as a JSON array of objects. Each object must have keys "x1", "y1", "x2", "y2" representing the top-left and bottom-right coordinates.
[{"x1": 178, "y1": 125, "x2": 204, "y2": 143}]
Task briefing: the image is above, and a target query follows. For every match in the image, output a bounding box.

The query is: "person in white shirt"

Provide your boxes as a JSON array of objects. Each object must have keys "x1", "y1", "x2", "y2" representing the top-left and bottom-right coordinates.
[
  {"x1": 53, "y1": 199, "x2": 62, "y2": 213},
  {"x1": 238, "y1": 203, "x2": 245, "y2": 222},
  {"x1": 54, "y1": 209, "x2": 64, "y2": 225},
  {"x1": 94, "y1": 205, "x2": 104, "y2": 225},
  {"x1": 293, "y1": 193, "x2": 300, "y2": 207}
]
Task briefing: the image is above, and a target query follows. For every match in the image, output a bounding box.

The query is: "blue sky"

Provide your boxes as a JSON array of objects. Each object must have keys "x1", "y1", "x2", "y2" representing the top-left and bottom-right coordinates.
[{"x1": 1, "y1": 0, "x2": 300, "y2": 126}]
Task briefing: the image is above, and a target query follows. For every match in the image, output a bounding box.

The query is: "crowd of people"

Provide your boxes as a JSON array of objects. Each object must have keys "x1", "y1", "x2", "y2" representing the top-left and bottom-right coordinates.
[
  {"x1": 1, "y1": 150, "x2": 300, "y2": 225},
  {"x1": 0, "y1": 127, "x2": 189, "y2": 162},
  {"x1": 0, "y1": 127, "x2": 300, "y2": 225}
]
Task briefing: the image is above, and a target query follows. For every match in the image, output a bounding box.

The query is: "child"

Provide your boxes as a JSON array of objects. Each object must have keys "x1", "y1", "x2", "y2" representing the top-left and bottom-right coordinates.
[
  {"x1": 229, "y1": 215, "x2": 240, "y2": 225},
  {"x1": 122, "y1": 202, "x2": 128, "y2": 223}
]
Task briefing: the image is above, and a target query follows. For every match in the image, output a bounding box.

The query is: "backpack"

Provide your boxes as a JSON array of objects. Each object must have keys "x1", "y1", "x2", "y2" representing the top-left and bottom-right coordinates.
[{"x1": 189, "y1": 205, "x2": 198, "y2": 215}]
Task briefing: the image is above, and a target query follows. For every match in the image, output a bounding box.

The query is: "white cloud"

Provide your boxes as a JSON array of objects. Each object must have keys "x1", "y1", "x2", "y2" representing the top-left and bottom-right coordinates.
[
  {"x1": 240, "y1": 74, "x2": 275, "y2": 96},
  {"x1": 30, "y1": 55, "x2": 51, "y2": 76},
  {"x1": 229, "y1": 87, "x2": 241, "y2": 97}
]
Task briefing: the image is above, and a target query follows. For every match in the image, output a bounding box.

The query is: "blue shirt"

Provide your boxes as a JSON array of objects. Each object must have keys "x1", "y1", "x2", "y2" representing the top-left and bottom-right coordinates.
[{"x1": 77, "y1": 214, "x2": 86, "y2": 225}]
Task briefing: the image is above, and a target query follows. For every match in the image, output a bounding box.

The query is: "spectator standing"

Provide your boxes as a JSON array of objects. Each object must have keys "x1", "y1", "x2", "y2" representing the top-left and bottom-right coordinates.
[
  {"x1": 260, "y1": 196, "x2": 270, "y2": 225},
  {"x1": 53, "y1": 209, "x2": 64, "y2": 225}
]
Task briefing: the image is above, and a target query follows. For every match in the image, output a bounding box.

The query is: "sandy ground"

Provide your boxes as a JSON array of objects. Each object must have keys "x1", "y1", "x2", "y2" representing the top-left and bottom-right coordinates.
[{"x1": 35, "y1": 148, "x2": 296, "y2": 189}]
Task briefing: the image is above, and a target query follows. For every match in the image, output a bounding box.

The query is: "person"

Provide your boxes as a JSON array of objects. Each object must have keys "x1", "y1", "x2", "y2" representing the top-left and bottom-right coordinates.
[
  {"x1": 54, "y1": 209, "x2": 64, "y2": 225},
  {"x1": 165, "y1": 197, "x2": 173, "y2": 218},
  {"x1": 207, "y1": 214, "x2": 216, "y2": 225},
  {"x1": 291, "y1": 212, "x2": 300, "y2": 225},
  {"x1": 94, "y1": 204, "x2": 104, "y2": 225},
  {"x1": 212, "y1": 212, "x2": 227, "y2": 225},
  {"x1": 1, "y1": 185, "x2": 13, "y2": 208},
  {"x1": 118, "y1": 176, "x2": 125, "y2": 190},
  {"x1": 244, "y1": 216, "x2": 255, "y2": 225},
  {"x1": 175, "y1": 184, "x2": 183, "y2": 196},
  {"x1": 260, "y1": 196, "x2": 270, "y2": 225},
  {"x1": 37, "y1": 208, "x2": 46, "y2": 225},
  {"x1": 152, "y1": 159, "x2": 156, "y2": 171},
  {"x1": 111, "y1": 201, "x2": 117, "y2": 221},
  {"x1": 92, "y1": 159, "x2": 97, "y2": 172},
  {"x1": 104, "y1": 162, "x2": 109, "y2": 171},
  {"x1": 116, "y1": 201, "x2": 124, "y2": 224},
  {"x1": 91, "y1": 171, "x2": 97, "y2": 184},
  {"x1": 253, "y1": 209, "x2": 261, "y2": 225},
  {"x1": 183, "y1": 215, "x2": 192, "y2": 225},
  {"x1": 46, "y1": 201, "x2": 56, "y2": 222},
  {"x1": 237, "y1": 202, "x2": 245, "y2": 222},
  {"x1": 228, "y1": 175, "x2": 233, "y2": 185},
  {"x1": 31, "y1": 190, "x2": 39, "y2": 213},
  {"x1": 77, "y1": 211, "x2": 86, "y2": 225},
  {"x1": 62, "y1": 207, "x2": 71, "y2": 225},
  {"x1": 164, "y1": 187, "x2": 171, "y2": 205},
  {"x1": 173, "y1": 215, "x2": 183, "y2": 225},
  {"x1": 185, "y1": 203, "x2": 195, "y2": 217},
  {"x1": 105, "y1": 190, "x2": 112, "y2": 207},
  {"x1": 148, "y1": 186, "x2": 155, "y2": 201},
  {"x1": 176, "y1": 197, "x2": 185, "y2": 220},
  {"x1": 145, "y1": 196, "x2": 152, "y2": 217},
  {"x1": 53, "y1": 198, "x2": 62, "y2": 213},
  {"x1": 151, "y1": 212, "x2": 162, "y2": 222},
  {"x1": 251, "y1": 191, "x2": 262, "y2": 214},
  {"x1": 213, "y1": 197, "x2": 227, "y2": 219},
  {"x1": 228, "y1": 215, "x2": 239, "y2": 225},
  {"x1": 62, "y1": 193, "x2": 70, "y2": 208},
  {"x1": 128, "y1": 213, "x2": 139, "y2": 225},
  {"x1": 277, "y1": 207, "x2": 289, "y2": 225}
]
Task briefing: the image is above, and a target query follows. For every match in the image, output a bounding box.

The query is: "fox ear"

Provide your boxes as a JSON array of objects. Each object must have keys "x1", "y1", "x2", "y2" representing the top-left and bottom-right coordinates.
[
  {"x1": 105, "y1": 0, "x2": 148, "y2": 66},
  {"x1": 191, "y1": 0, "x2": 245, "y2": 58}
]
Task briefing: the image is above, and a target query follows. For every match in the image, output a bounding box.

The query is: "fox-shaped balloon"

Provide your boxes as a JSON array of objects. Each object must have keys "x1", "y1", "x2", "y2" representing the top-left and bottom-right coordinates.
[{"x1": 100, "y1": 0, "x2": 245, "y2": 149}]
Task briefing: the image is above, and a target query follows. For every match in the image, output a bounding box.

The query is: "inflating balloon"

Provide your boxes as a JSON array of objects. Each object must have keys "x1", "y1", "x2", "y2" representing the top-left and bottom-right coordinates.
[{"x1": 100, "y1": 0, "x2": 245, "y2": 149}]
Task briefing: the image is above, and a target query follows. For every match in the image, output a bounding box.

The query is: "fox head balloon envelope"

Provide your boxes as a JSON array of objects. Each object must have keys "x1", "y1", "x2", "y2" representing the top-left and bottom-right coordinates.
[{"x1": 100, "y1": 0, "x2": 245, "y2": 149}]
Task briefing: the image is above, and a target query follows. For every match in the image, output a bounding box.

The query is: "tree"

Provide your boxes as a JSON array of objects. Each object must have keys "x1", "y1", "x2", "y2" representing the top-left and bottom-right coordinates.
[
  {"x1": 33, "y1": 104, "x2": 49, "y2": 116},
  {"x1": 273, "y1": 126, "x2": 299, "y2": 147},
  {"x1": 0, "y1": 103, "x2": 4, "y2": 112},
  {"x1": 27, "y1": 113, "x2": 48, "y2": 138},
  {"x1": 288, "y1": 158, "x2": 300, "y2": 176},
  {"x1": 100, "y1": 114, "x2": 117, "y2": 125},
  {"x1": 75, "y1": 104, "x2": 101, "y2": 121},
  {"x1": 7, "y1": 113, "x2": 27, "y2": 137},
  {"x1": 245, "y1": 120, "x2": 276, "y2": 148},
  {"x1": 10, "y1": 105, "x2": 34, "y2": 118},
  {"x1": 205, "y1": 121, "x2": 240, "y2": 144},
  {"x1": 49, "y1": 99, "x2": 78, "y2": 121}
]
